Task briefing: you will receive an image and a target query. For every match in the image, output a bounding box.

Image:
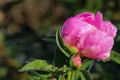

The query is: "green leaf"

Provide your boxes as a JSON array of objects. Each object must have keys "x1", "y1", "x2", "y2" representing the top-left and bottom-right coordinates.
[
  {"x1": 81, "y1": 59, "x2": 94, "y2": 70},
  {"x1": 28, "y1": 71, "x2": 52, "y2": 80},
  {"x1": 28, "y1": 71, "x2": 41, "y2": 80},
  {"x1": 51, "y1": 66, "x2": 71, "y2": 79},
  {"x1": 29, "y1": 76, "x2": 38, "y2": 80},
  {"x1": 110, "y1": 50, "x2": 120, "y2": 64},
  {"x1": 57, "y1": 65, "x2": 71, "y2": 73},
  {"x1": 56, "y1": 28, "x2": 71, "y2": 57},
  {"x1": 28, "y1": 71, "x2": 40, "y2": 77},
  {"x1": 71, "y1": 70, "x2": 76, "y2": 80},
  {"x1": 79, "y1": 71, "x2": 86, "y2": 80},
  {"x1": 58, "y1": 75, "x2": 62, "y2": 80},
  {"x1": 53, "y1": 47, "x2": 68, "y2": 67},
  {"x1": 41, "y1": 37, "x2": 55, "y2": 43},
  {"x1": 79, "y1": 70, "x2": 92, "y2": 80},
  {"x1": 58, "y1": 75, "x2": 65, "y2": 80},
  {"x1": 19, "y1": 60, "x2": 57, "y2": 72}
]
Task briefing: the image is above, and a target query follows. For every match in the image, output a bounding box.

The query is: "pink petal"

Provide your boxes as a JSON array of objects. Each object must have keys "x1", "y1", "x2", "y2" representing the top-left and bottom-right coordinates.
[
  {"x1": 75, "y1": 12, "x2": 95, "y2": 25},
  {"x1": 77, "y1": 30, "x2": 113, "y2": 59},
  {"x1": 95, "y1": 51, "x2": 110, "y2": 59},
  {"x1": 61, "y1": 17, "x2": 96, "y2": 46},
  {"x1": 73, "y1": 56, "x2": 82, "y2": 66},
  {"x1": 100, "y1": 21, "x2": 117, "y2": 38},
  {"x1": 94, "y1": 12, "x2": 103, "y2": 28}
]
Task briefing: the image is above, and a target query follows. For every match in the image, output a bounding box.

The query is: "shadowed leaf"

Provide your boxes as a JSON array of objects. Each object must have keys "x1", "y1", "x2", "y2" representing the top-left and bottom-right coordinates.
[
  {"x1": 110, "y1": 50, "x2": 120, "y2": 64},
  {"x1": 56, "y1": 28, "x2": 71, "y2": 57}
]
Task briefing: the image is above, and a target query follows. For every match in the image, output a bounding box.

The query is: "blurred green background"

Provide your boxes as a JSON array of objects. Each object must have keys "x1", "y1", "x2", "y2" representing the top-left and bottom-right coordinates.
[{"x1": 0, "y1": 0, "x2": 120, "y2": 80}]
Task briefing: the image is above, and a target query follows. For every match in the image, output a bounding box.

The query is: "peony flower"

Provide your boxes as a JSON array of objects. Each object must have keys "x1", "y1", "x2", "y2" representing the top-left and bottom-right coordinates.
[{"x1": 61, "y1": 12, "x2": 117, "y2": 59}]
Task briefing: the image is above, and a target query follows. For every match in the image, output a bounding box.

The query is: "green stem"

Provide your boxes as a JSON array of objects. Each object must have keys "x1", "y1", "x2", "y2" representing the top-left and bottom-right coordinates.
[{"x1": 67, "y1": 71, "x2": 72, "y2": 80}]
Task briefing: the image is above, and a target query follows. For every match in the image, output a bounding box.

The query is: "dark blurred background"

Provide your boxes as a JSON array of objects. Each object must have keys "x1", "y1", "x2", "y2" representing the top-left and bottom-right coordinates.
[{"x1": 0, "y1": 0, "x2": 120, "y2": 80}]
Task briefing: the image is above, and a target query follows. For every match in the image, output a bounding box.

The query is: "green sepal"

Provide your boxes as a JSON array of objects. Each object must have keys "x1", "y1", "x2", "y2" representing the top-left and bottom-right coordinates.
[
  {"x1": 110, "y1": 50, "x2": 120, "y2": 64},
  {"x1": 56, "y1": 28, "x2": 71, "y2": 57}
]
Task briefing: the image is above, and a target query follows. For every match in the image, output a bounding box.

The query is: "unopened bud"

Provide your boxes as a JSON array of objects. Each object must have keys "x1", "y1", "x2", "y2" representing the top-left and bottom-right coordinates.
[{"x1": 70, "y1": 55, "x2": 82, "y2": 69}]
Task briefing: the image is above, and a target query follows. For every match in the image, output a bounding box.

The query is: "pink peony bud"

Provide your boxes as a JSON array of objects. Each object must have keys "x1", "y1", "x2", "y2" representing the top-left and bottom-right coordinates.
[
  {"x1": 73, "y1": 55, "x2": 82, "y2": 67},
  {"x1": 61, "y1": 12, "x2": 117, "y2": 59}
]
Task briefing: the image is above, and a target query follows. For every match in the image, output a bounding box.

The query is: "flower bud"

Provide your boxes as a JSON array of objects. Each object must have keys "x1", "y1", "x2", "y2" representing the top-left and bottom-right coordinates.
[{"x1": 70, "y1": 55, "x2": 82, "y2": 68}]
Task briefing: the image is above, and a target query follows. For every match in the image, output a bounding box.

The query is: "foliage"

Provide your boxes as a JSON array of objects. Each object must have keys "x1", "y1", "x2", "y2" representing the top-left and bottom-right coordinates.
[
  {"x1": 0, "y1": 0, "x2": 120, "y2": 80},
  {"x1": 19, "y1": 28, "x2": 120, "y2": 80}
]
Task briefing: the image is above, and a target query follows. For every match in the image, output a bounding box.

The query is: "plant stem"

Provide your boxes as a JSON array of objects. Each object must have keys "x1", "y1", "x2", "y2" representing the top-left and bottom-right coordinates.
[{"x1": 67, "y1": 71, "x2": 72, "y2": 80}]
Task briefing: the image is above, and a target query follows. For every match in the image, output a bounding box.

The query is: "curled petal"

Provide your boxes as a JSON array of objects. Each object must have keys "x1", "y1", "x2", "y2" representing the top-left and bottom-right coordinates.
[
  {"x1": 100, "y1": 21, "x2": 117, "y2": 38},
  {"x1": 94, "y1": 12, "x2": 103, "y2": 28},
  {"x1": 61, "y1": 17, "x2": 96, "y2": 46},
  {"x1": 77, "y1": 30, "x2": 114, "y2": 59},
  {"x1": 75, "y1": 12, "x2": 95, "y2": 24}
]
